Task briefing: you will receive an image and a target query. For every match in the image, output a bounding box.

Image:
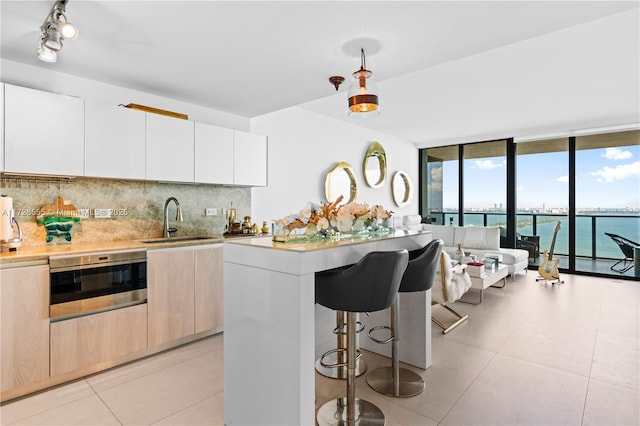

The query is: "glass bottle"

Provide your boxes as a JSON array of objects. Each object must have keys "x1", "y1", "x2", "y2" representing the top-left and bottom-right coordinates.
[{"x1": 455, "y1": 243, "x2": 465, "y2": 263}]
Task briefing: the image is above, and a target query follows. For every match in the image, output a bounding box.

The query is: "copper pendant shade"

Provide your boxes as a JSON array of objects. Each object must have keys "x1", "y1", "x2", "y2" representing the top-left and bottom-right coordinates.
[{"x1": 348, "y1": 49, "x2": 379, "y2": 117}]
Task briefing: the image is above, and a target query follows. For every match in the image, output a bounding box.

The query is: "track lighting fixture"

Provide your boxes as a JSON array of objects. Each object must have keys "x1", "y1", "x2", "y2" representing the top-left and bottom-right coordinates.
[
  {"x1": 37, "y1": 36, "x2": 57, "y2": 63},
  {"x1": 38, "y1": 0, "x2": 78, "y2": 63},
  {"x1": 347, "y1": 48, "x2": 379, "y2": 117}
]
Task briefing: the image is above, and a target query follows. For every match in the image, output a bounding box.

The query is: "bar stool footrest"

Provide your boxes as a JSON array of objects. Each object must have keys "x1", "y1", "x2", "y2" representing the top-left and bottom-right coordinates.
[
  {"x1": 319, "y1": 348, "x2": 363, "y2": 369},
  {"x1": 368, "y1": 325, "x2": 394, "y2": 344},
  {"x1": 315, "y1": 356, "x2": 367, "y2": 379},
  {"x1": 334, "y1": 320, "x2": 365, "y2": 335}
]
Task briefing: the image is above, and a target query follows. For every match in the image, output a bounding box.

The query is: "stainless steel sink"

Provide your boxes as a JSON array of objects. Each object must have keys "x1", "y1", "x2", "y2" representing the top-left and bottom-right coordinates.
[{"x1": 140, "y1": 236, "x2": 215, "y2": 244}]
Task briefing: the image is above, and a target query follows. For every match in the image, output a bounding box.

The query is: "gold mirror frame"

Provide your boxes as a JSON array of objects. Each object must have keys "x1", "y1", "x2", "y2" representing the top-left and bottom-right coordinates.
[
  {"x1": 392, "y1": 171, "x2": 413, "y2": 207},
  {"x1": 325, "y1": 161, "x2": 358, "y2": 204},
  {"x1": 362, "y1": 141, "x2": 387, "y2": 188}
]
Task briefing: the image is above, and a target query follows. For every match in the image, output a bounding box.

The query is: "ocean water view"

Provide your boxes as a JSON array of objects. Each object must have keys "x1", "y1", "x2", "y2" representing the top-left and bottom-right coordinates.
[{"x1": 442, "y1": 213, "x2": 640, "y2": 259}]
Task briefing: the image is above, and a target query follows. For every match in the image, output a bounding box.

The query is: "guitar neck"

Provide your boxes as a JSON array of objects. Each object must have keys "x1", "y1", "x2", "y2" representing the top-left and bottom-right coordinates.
[{"x1": 548, "y1": 221, "x2": 561, "y2": 260}]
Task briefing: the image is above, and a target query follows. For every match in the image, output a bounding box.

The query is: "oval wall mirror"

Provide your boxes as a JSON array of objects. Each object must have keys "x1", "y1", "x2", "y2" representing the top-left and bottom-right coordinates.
[
  {"x1": 325, "y1": 161, "x2": 358, "y2": 204},
  {"x1": 392, "y1": 171, "x2": 413, "y2": 207},
  {"x1": 362, "y1": 141, "x2": 387, "y2": 188}
]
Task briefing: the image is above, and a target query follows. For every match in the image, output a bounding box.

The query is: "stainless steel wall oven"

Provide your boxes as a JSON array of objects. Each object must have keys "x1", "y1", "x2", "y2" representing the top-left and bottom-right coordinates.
[{"x1": 49, "y1": 250, "x2": 147, "y2": 322}]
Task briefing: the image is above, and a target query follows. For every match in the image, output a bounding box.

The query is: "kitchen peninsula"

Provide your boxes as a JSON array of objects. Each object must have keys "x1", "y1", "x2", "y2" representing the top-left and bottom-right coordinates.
[{"x1": 223, "y1": 229, "x2": 433, "y2": 425}]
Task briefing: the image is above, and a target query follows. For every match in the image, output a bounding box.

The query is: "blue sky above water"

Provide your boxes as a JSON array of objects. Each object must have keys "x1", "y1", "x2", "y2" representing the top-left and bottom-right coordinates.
[{"x1": 441, "y1": 145, "x2": 640, "y2": 210}]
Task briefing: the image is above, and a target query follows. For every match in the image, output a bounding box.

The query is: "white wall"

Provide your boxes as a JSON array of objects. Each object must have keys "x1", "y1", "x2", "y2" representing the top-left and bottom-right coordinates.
[
  {"x1": 0, "y1": 59, "x2": 249, "y2": 130},
  {"x1": 250, "y1": 107, "x2": 419, "y2": 225}
]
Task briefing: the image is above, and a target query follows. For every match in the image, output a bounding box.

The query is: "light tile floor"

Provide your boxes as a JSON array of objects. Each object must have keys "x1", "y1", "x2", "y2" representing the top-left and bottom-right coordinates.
[{"x1": 1, "y1": 271, "x2": 638, "y2": 425}]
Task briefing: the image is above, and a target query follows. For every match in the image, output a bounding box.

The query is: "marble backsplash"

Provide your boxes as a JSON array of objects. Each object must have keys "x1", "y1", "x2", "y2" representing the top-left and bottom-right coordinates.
[{"x1": 1, "y1": 177, "x2": 252, "y2": 247}]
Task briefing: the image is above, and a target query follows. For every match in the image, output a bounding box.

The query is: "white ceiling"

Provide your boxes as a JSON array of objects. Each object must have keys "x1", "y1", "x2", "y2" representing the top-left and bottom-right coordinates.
[{"x1": 1, "y1": 1, "x2": 638, "y2": 145}]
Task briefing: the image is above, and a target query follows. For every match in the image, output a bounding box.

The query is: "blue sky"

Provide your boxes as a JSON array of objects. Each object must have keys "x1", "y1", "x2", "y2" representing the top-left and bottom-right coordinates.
[{"x1": 440, "y1": 144, "x2": 640, "y2": 210}]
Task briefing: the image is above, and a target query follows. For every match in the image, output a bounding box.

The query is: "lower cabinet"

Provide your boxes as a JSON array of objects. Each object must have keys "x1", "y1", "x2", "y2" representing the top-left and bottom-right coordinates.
[
  {"x1": 195, "y1": 245, "x2": 224, "y2": 334},
  {"x1": 50, "y1": 304, "x2": 148, "y2": 376},
  {"x1": 147, "y1": 244, "x2": 223, "y2": 347},
  {"x1": 1, "y1": 243, "x2": 223, "y2": 400},
  {"x1": 0, "y1": 265, "x2": 50, "y2": 393}
]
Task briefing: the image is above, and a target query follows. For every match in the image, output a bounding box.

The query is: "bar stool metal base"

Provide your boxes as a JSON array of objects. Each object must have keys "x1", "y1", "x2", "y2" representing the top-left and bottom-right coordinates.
[
  {"x1": 366, "y1": 366, "x2": 425, "y2": 397},
  {"x1": 316, "y1": 397, "x2": 385, "y2": 425},
  {"x1": 315, "y1": 356, "x2": 367, "y2": 379}
]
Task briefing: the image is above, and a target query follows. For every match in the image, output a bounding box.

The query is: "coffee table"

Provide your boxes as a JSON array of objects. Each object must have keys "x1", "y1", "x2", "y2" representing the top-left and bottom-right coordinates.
[{"x1": 459, "y1": 264, "x2": 508, "y2": 304}]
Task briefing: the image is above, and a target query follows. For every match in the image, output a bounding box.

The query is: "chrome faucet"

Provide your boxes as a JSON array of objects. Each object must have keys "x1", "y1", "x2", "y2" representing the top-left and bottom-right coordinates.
[{"x1": 163, "y1": 197, "x2": 183, "y2": 238}]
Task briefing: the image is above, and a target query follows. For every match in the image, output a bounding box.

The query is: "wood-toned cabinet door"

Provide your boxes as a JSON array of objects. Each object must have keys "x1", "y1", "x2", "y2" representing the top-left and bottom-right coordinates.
[
  {"x1": 194, "y1": 244, "x2": 223, "y2": 334},
  {"x1": 50, "y1": 304, "x2": 147, "y2": 376},
  {"x1": 0, "y1": 265, "x2": 50, "y2": 393},
  {"x1": 147, "y1": 247, "x2": 195, "y2": 346}
]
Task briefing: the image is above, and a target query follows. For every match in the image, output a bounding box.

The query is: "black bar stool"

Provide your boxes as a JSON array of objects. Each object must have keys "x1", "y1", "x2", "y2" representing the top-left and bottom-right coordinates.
[
  {"x1": 367, "y1": 239, "x2": 443, "y2": 398},
  {"x1": 315, "y1": 249, "x2": 408, "y2": 426}
]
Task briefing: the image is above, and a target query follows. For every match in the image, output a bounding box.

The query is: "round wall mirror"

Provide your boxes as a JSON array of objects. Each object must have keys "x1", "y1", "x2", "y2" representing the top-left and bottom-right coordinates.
[
  {"x1": 325, "y1": 161, "x2": 358, "y2": 204},
  {"x1": 392, "y1": 171, "x2": 413, "y2": 207},
  {"x1": 362, "y1": 141, "x2": 387, "y2": 188}
]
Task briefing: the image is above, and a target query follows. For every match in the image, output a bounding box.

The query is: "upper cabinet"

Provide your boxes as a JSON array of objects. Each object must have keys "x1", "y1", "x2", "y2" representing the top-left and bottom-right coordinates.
[
  {"x1": 4, "y1": 84, "x2": 84, "y2": 176},
  {"x1": 194, "y1": 122, "x2": 234, "y2": 184},
  {"x1": 2, "y1": 85, "x2": 267, "y2": 186},
  {"x1": 85, "y1": 101, "x2": 146, "y2": 180},
  {"x1": 146, "y1": 113, "x2": 195, "y2": 182},
  {"x1": 1, "y1": 83, "x2": 4, "y2": 172},
  {"x1": 233, "y1": 130, "x2": 267, "y2": 187},
  {"x1": 194, "y1": 124, "x2": 267, "y2": 186}
]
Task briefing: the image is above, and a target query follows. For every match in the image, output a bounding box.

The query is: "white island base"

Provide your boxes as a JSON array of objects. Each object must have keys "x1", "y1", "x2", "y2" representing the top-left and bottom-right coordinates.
[{"x1": 223, "y1": 230, "x2": 432, "y2": 425}]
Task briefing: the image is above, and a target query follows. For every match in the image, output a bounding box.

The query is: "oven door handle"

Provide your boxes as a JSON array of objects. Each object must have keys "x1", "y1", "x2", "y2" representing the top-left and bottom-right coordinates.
[
  {"x1": 50, "y1": 259, "x2": 146, "y2": 273},
  {"x1": 50, "y1": 289, "x2": 147, "y2": 322}
]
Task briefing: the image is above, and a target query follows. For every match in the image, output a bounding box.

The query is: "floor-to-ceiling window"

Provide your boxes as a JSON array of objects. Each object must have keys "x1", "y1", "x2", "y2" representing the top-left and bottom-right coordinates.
[
  {"x1": 420, "y1": 130, "x2": 639, "y2": 280},
  {"x1": 463, "y1": 140, "x2": 507, "y2": 227},
  {"x1": 422, "y1": 145, "x2": 459, "y2": 225},
  {"x1": 575, "y1": 130, "x2": 640, "y2": 274},
  {"x1": 515, "y1": 138, "x2": 569, "y2": 270}
]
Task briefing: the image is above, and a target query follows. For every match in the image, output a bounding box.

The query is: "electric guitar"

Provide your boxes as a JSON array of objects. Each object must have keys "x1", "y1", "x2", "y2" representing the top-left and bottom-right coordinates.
[{"x1": 538, "y1": 221, "x2": 561, "y2": 280}]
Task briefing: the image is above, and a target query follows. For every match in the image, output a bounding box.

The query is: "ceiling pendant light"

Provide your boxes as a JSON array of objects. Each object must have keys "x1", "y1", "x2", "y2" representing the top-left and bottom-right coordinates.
[
  {"x1": 348, "y1": 48, "x2": 379, "y2": 117},
  {"x1": 37, "y1": 0, "x2": 78, "y2": 63}
]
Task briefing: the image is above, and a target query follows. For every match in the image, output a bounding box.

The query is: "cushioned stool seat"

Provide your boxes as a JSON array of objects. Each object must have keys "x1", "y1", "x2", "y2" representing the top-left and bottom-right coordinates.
[{"x1": 315, "y1": 249, "x2": 408, "y2": 426}]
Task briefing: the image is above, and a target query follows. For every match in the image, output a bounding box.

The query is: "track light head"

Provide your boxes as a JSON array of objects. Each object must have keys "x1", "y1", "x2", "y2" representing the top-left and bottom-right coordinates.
[{"x1": 37, "y1": 0, "x2": 78, "y2": 63}]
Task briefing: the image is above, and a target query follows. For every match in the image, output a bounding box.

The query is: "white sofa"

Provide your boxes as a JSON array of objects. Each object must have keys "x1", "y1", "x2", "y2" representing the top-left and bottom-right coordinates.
[{"x1": 400, "y1": 215, "x2": 529, "y2": 277}]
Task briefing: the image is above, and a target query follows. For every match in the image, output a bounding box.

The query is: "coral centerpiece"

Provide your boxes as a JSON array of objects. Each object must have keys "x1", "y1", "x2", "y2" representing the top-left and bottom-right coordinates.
[{"x1": 273, "y1": 195, "x2": 393, "y2": 242}]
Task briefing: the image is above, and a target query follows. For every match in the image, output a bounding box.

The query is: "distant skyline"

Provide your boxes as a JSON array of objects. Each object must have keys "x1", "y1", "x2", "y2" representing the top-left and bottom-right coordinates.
[{"x1": 440, "y1": 144, "x2": 640, "y2": 210}]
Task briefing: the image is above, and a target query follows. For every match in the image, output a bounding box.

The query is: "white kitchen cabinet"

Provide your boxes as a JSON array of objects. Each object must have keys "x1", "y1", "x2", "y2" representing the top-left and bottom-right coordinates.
[
  {"x1": 146, "y1": 113, "x2": 194, "y2": 182},
  {"x1": 194, "y1": 122, "x2": 234, "y2": 184},
  {"x1": 194, "y1": 245, "x2": 223, "y2": 334},
  {"x1": 233, "y1": 130, "x2": 267, "y2": 186},
  {"x1": 1, "y1": 83, "x2": 4, "y2": 172},
  {"x1": 50, "y1": 304, "x2": 147, "y2": 376},
  {"x1": 85, "y1": 101, "x2": 146, "y2": 179},
  {"x1": 0, "y1": 264, "x2": 50, "y2": 393},
  {"x1": 4, "y1": 84, "x2": 84, "y2": 176}
]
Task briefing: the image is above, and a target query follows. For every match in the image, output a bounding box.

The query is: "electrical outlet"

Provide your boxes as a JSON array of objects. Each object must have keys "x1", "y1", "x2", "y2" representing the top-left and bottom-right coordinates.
[
  {"x1": 78, "y1": 209, "x2": 90, "y2": 219},
  {"x1": 205, "y1": 208, "x2": 218, "y2": 216},
  {"x1": 94, "y1": 208, "x2": 112, "y2": 218}
]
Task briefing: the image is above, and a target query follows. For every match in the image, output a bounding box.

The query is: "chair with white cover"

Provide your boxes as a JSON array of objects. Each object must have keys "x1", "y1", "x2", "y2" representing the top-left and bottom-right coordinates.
[{"x1": 431, "y1": 251, "x2": 472, "y2": 334}]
